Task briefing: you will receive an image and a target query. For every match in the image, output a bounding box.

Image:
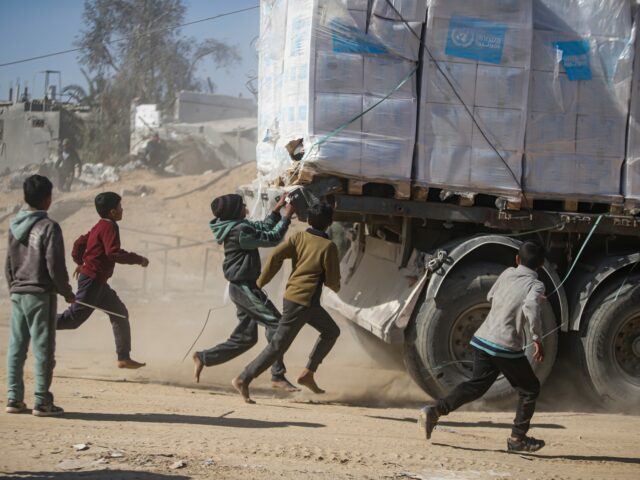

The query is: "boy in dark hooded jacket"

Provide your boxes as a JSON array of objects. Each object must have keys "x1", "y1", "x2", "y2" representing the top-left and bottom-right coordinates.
[
  {"x1": 5, "y1": 175, "x2": 75, "y2": 416},
  {"x1": 192, "y1": 193, "x2": 298, "y2": 391}
]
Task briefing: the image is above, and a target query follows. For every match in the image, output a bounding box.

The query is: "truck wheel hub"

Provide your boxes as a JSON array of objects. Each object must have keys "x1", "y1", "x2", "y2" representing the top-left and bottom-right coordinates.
[
  {"x1": 614, "y1": 315, "x2": 640, "y2": 377},
  {"x1": 633, "y1": 336, "x2": 640, "y2": 358},
  {"x1": 449, "y1": 304, "x2": 490, "y2": 372}
]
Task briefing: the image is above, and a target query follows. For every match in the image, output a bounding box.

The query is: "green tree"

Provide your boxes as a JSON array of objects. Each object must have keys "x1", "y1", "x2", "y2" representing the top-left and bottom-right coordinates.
[{"x1": 76, "y1": 0, "x2": 240, "y2": 162}]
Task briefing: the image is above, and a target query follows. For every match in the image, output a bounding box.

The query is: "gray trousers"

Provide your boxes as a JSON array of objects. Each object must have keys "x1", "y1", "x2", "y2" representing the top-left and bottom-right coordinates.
[
  {"x1": 240, "y1": 298, "x2": 340, "y2": 382},
  {"x1": 196, "y1": 282, "x2": 287, "y2": 381}
]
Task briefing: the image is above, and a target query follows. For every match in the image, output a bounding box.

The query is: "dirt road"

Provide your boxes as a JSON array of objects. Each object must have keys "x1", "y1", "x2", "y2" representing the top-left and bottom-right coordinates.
[
  {"x1": 1, "y1": 368, "x2": 639, "y2": 480},
  {"x1": 0, "y1": 288, "x2": 639, "y2": 480},
  {"x1": 1, "y1": 168, "x2": 639, "y2": 479}
]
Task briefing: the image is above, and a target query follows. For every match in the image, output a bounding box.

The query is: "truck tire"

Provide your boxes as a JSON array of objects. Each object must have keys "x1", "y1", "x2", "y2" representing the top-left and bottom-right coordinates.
[
  {"x1": 578, "y1": 274, "x2": 640, "y2": 411},
  {"x1": 404, "y1": 262, "x2": 558, "y2": 404}
]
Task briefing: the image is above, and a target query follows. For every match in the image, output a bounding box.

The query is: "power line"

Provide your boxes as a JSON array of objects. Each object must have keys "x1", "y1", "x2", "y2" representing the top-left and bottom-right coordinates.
[{"x1": 0, "y1": 5, "x2": 259, "y2": 68}]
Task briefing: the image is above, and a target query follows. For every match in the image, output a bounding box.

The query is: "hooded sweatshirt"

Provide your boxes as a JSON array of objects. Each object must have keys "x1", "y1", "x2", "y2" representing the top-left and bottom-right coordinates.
[
  {"x1": 210, "y1": 211, "x2": 290, "y2": 283},
  {"x1": 471, "y1": 265, "x2": 545, "y2": 357},
  {"x1": 5, "y1": 209, "x2": 73, "y2": 297}
]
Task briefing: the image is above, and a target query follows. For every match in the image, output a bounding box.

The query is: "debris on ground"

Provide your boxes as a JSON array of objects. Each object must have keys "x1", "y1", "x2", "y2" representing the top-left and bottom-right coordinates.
[
  {"x1": 78, "y1": 163, "x2": 120, "y2": 185},
  {"x1": 169, "y1": 460, "x2": 187, "y2": 469}
]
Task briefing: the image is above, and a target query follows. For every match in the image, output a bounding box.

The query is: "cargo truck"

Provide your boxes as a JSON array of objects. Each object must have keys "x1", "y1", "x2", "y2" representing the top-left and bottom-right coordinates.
[{"x1": 248, "y1": 0, "x2": 640, "y2": 410}]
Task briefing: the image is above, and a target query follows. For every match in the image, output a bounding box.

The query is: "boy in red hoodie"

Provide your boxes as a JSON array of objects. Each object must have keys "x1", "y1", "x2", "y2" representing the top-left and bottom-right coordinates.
[{"x1": 57, "y1": 192, "x2": 148, "y2": 369}]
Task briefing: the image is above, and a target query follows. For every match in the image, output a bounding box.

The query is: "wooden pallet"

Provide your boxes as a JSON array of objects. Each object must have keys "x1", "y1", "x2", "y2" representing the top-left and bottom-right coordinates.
[
  {"x1": 347, "y1": 178, "x2": 411, "y2": 201},
  {"x1": 411, "y1": 185, "x2": 430, "y2": 202},
  {"x1": 520, "y1": 194, "x2": 625, "y2": 215}
]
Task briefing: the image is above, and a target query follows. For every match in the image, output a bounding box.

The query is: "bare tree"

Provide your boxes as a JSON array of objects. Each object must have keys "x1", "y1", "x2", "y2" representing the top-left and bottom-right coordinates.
[{"x1": 76, "y1": 0, "x2": 240, "y2": 163}]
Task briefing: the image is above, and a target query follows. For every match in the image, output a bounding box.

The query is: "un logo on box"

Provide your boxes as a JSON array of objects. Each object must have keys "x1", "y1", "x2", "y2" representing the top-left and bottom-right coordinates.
[{"x1": 445, "y1": 16, "x2": 507, "y2": 65}]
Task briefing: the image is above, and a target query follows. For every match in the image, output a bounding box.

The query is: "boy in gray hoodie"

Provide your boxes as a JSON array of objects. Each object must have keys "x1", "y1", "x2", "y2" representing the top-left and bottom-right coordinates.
[
  {"x1": 419, "y1": 241, "x2": 547, "y2": 452},
  {"x1": 5, "y1": 175, "x2": 75, "y2": 416},
  {"x1": 192, "y1": 193, "x2": 298, "y2": 392}
]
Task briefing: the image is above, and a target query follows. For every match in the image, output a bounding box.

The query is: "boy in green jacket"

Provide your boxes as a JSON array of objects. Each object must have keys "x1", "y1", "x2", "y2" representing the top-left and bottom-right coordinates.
[
  {"x1": 232, "y1": 202, "x2": 341, "y2": 403},
  {"x1": 192, "y1": 193, "x2": 298, "y2": 392}
]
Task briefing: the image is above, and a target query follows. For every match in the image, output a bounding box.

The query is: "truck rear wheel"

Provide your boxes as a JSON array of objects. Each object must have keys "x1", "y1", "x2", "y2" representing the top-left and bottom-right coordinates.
[
  {"x1": 578, "y1": 274, "x2": 640, "y2": 411},
  {"x1": 404, "y1": 262, "x2": 558, "y2": 404}
]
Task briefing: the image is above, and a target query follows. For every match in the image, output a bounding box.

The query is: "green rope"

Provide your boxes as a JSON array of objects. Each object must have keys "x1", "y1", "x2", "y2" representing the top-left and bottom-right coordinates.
[{"x1": 547, "y1": 214, "x2": 603, "y2": 298}]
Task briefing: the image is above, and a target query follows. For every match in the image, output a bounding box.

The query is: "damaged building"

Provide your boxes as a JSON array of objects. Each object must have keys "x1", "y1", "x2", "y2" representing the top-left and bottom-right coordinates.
[{"x1": 131, "y1": 91, "x2": 257, "y2": 175}]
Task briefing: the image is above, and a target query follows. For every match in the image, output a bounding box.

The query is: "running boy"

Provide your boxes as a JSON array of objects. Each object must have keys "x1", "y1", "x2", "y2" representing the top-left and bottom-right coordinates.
[
  {"x1": 57, "y1": 192, "x2": 148, "y2": 369},
  {"x1": 419, "y1": 241, "x2": 547, "y2": 452},
  {"x1": 5, "y1": 175, "x2": 75, "y2": 416},
  {"x1": 192, "y1": 193, "x2": 298, "y2": 392},
  {"x1": 232, "y1": 202, "x2": 341, "y2": 404}
]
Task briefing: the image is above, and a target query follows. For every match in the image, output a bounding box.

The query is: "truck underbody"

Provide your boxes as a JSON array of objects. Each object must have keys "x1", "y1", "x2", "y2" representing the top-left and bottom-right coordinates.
[{"x1": 314, "y1": 188, "x2": 640, "y2": 410}]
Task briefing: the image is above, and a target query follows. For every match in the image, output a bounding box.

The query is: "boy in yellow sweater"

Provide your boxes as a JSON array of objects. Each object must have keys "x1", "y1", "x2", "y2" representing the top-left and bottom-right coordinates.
[{"x1": 232, "y1": 202, "x2": 341, "y2": 403}]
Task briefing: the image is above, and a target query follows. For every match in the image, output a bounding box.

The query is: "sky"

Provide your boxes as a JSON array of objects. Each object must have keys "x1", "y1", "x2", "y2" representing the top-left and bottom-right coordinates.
[{"x1": 0, "y1": 0, "x2": 260, "y2": 101}]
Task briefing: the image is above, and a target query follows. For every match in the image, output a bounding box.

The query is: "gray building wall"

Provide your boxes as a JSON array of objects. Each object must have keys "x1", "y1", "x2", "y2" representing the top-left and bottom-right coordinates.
[
  {"x1": 0, "y1": 104, "x2": 61, "y2": 171},
  {"x1": 174, "y1": 91, "x2": 257, "y2": 123}
]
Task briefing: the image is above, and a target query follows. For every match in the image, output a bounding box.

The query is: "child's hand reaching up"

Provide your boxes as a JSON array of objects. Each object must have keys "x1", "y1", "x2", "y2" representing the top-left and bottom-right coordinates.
[
  {"x1": 284, "y1": 202, "x2": 295, "y2": 218},
  {"x1": 533, "y1": 339, "x2": 545, "y2": 362}
]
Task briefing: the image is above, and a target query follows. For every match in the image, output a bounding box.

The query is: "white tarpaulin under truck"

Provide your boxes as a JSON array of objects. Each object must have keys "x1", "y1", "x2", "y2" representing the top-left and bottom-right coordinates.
[{"x1": 243, "y1": 0, "x2": 640, "y2": 410}]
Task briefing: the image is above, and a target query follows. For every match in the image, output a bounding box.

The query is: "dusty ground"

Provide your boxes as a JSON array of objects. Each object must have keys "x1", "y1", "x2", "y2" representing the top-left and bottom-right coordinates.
[{"x1": 0, "y1": 166, "x2": 639, "y2": 479}]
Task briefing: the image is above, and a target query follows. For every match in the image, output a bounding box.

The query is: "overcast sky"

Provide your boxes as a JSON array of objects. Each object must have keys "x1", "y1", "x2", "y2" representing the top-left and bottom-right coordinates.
[{"x1": 0, "y1": 0, "x2": 260, "y2": 101}]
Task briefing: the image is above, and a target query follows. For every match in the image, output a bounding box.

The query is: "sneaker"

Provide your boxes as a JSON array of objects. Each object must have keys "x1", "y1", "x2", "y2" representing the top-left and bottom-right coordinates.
[
  {"x1": 418, "y1": 406, "x2": 440, "y2": 440},
  {"x1": 32, "y1": 404, "x2": 64, "y2": 417},
  {"x1": 117, "y1": 358, "x2": 146, "y2": 369},
  {"x1": 6, "y1": 400, "x2": 27, "y2": 414},
  {"x1": 507, "y1": 435, "x2": 545, "y2": 452}
]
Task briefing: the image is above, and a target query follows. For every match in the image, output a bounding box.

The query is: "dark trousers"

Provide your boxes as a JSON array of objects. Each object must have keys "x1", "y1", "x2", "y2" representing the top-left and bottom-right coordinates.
[
  {"x1": 240, "y1": 298, "x2": 340, "y2": 382},
  {"x1": 58, "y1": 168, "x2": 73, "y2": 192},
  {"x1": 57, "y1": 274, "x2": 131, "y2": 361},
  {"x1": 436, "y1": 348, "x2": 540, "y2": 439},
  {"x1": 196, "y1": 282, "x2": 287, "y2": 381}
]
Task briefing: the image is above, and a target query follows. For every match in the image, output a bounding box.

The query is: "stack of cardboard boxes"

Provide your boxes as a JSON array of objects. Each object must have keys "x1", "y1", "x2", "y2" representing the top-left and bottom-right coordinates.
[
  {"x1": 257, "y1": 0, "x2": 426, "y2": 183},
  {"x1": 257, "y1": 0, "x2": 638, "y2": 205},
  {"x1": 415, "y1": 0, "x2": 532, "y2": 196}
]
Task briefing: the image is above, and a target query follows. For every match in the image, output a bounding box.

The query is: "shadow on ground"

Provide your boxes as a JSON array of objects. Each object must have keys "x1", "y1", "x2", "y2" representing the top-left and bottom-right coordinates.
[
  {"x1": 432, "y1": 442, "x2": 640, "y2": 465},
  {"x1": 365, "y1": 415, "x2": 566, "y2": 429},
  {"x1": 62, "y1": 411, "x2": 325, "y2": 429},
  {"x1": 1, "y1": 471, "x2": 190, "y2": 480}
]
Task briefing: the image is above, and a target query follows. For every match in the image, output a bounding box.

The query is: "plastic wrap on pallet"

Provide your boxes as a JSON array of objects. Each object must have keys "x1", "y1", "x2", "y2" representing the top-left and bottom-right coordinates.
[
  {"x1": 342, "y1": 0, "x2": 428, "y2": 23},
  {"x1": 524, "y1": 0, "x2": 634, "y2": 199},
  {"x1": 625, "y1": 12, "x2": 640, "y2": 204},
  {"x1": 256, "y1": 0, "x2": 421, "y2": 185},
  {"x1": 415, "y1": 0, "x2": 533, "y2": 195}
]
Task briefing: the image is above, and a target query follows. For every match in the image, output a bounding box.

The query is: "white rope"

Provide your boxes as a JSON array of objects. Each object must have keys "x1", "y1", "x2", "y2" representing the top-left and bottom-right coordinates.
[{"x1": 75, "y1": 300, "x2": 127, "y2": 319}]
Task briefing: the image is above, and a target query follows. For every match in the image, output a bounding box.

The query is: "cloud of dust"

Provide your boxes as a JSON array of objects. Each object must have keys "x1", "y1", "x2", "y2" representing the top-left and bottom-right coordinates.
[{"x1": 48, "y1": 278, "x2": 427, "y2": 407}]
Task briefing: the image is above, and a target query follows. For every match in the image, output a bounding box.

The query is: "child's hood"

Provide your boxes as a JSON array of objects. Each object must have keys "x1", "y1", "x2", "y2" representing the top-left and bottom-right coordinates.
[
  {"x1": 209, "y1": 218, "x2": 242, "y2": 244},
  {"x1": 10, "y1": 209, "x2": 48, "y2": 241}
]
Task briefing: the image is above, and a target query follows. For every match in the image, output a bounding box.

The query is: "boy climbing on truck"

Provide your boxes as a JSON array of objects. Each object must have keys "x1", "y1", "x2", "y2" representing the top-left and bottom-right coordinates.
[
  {"x1": 56, "y1": 192, "x2": 148, "y2": 369},
  {"x1": 192, "y1": 193, "x2": 299, "y2": 392},
  {"x1": 232, "y1": 201, "x2": 341, "y2": 404},
  {"x1": 419, "y1": 241, "x2": 547, "y2": 452}
]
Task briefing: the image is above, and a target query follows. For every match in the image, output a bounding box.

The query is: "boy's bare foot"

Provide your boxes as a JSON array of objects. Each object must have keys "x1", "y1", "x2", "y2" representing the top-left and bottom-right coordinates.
[
  {"x1": 117, "y1": 359, "x2": 146, "y2": 369},
  {"x1": 271, "y1": 377, "x2": 301, "y2": 392},
  {"x1": 231, "y1": 377, "x2": 255, "y2": 404},
  {"x1": 192, "y1": 353, "x2": 204, "y2": 383},
  {"x1": 297, "y1": 369, "x2": 325, "y2": 394}
]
